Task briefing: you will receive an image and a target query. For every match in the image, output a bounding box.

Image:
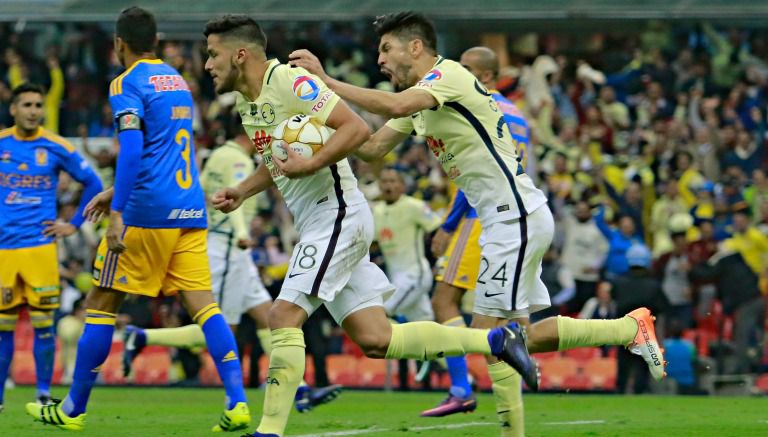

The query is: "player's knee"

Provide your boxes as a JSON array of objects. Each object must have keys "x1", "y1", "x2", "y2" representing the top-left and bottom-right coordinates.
[{"x1": 355, "y1": 332, "x2": 390, "y2": 358}]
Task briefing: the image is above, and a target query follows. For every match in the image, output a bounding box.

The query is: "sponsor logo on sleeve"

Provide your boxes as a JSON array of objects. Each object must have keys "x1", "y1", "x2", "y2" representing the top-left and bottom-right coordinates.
[
  {"x1": 311, "y1": 90, "x2": 335, "y2": 113},
  {"x1": 292, "y1": 75, "x2": 320, "y2": 101}
]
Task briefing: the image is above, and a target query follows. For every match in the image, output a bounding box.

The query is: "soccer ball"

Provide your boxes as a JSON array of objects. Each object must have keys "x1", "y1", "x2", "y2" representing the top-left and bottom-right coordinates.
[{"x1": 271, "y1": 114, "x2": 329, "y2": 160}]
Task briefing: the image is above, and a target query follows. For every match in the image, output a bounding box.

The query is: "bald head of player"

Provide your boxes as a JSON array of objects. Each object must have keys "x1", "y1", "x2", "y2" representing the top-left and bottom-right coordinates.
[
  {"x1": 373, "y1": 11, "x2": 439, "y2": 91},
  {"x1": 204, "y1": 14, "x2": 269, "y2": 96},
  {"x1": 114, "y1": 7, "x2": 158, "y2": 68},
  {"x1": 378, "y1": 167, "x2": 406, "y2": 204},
  {"x1": 459, "y1": 46, "x2": 499, "y2": 89}
]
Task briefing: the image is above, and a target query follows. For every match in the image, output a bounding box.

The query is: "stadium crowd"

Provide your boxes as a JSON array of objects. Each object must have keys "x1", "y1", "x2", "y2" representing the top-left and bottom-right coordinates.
[{"x1": 1, "y1": 19, "x2": 766, "y2": 393}]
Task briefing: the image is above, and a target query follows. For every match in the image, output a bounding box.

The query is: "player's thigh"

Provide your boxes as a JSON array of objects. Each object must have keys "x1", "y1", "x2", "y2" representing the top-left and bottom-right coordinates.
[
  {"x1": 12, "y1": 244, "x2": 61, "y2": 311},
  {"x1": 473, "y1": 206, "x2": 554, "y2": 319},
  {"x1": 93, "y1": 227, "x2": 176, "y2": 297},
  {"x1": 282, "y1": 202, "x2": 373, "y2": 302},
  {"x1": 164, "y1": 228, "x2": 212, "y2": 295},
  {"x1": 436, "y1": 218, "x2": 482, "y2": 290},
  {"x1": 340, "y1": 305, "x2": 392, "y2": 357}
]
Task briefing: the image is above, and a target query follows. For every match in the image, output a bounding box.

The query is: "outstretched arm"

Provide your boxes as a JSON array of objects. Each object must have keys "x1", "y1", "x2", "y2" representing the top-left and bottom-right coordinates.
[
  {"x1": 356, "y1": 125, "x2": 410, "y2": 162},
  {"x1": 289, "y1": 49, "x2": 438, "y2": 118}
]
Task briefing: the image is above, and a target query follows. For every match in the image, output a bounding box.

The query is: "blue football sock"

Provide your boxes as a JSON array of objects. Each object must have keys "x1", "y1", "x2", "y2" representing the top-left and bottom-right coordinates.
[
  {"x1": 446, "y1": 356, "x2": 473, "y2": 398},
  {"x1": 442, "y1": 316, "x2": 473, "y2": 398},
  {"x1": 62, "y1": 310, "x2": 116, "y2": 417},
  {"x1": 33, "y1": 326, "x2": 55, "y2": 397},
  {"x1": 195, "y1": 303, "x2": 246, "y2": 409},
  {"x1": 30, "y1": 311, "x2": 56, "y2": 398},
  {"x1": 0, "y1": 326, "x2": 16, "y2": 405}
]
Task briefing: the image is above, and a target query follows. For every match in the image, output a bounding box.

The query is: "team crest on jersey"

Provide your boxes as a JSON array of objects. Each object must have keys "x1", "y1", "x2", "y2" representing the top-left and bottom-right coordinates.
[
  {"x1": 261, "y1": 103, "x2": 276, "y2": 124},
  {"x1": 292, "y1": 76, "x2": 320, "y2": 101},
  {"x1": 249, "y1": 103, "x2": 259, "y2": 116},
  {"x1": 252, "y1": 130, "x2": 272, "y2": 154},
  {"x1": 423, "y1": 69, "x2": 442, "y2": 81},
  {"x1": 35, "y1": 148, "x2": 48, "y2": 166}
]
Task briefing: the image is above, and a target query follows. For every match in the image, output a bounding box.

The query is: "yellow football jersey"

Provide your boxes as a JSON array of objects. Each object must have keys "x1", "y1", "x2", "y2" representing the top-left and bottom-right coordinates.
[
  {"x1": 386, "y1": 57, "x2": 547, "y2": 225},
  {"x1": 373, "y1": 195, "x2": 442, "y2": 275},
  {"x1": 236, "y1": 60, "x2": 366, "y2": 230}
]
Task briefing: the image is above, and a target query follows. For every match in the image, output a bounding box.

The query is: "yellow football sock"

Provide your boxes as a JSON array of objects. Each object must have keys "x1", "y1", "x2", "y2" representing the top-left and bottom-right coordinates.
[
  {"x1": 145, "y1": 324, "x2": 206, "y2": 349},
  {"x1": 257, "y1": 328, "x2": 305, "y2": 436},
  {"x1": 256, "y1": 328, "x2": 273, "y2": 356},
  {"x1": 257, "y1": 328, "x2": 308, "y2": 388},
  {"x1": 556, "y1": 316, "x2": 637, "y2": 351},
  {"x1": 385, "y1": 321, "x2": 490, "y2": 360},
  {"x1": 488, "y1": 362, "x2": 524, "y2": 437}
]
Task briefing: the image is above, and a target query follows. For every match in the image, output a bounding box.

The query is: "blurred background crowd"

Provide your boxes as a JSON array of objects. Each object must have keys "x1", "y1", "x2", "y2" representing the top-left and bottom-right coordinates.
[{"x1": 1, "y1": 17, "x2": 766, "y2": 395}]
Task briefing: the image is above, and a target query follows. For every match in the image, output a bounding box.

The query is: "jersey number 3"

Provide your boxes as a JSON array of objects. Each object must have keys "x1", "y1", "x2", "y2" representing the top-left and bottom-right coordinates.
[{"x1": 175, "y1": 128, "x2": 192, "y2": 189}]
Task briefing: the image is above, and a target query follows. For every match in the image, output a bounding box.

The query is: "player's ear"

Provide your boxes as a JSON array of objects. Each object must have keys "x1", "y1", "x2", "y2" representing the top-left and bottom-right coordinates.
[
  {"x1": 409, "y1": 39, "x2": 423, "y2": 57},
  {"x1": 234, "y1": 47, "x2": 248, "y2": 65}
]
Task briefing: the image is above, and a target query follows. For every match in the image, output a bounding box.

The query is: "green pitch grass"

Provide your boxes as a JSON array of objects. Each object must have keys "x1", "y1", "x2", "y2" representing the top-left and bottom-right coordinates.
[{"x1": 2, "y1": 386, "x2": 767, "y2": 436}]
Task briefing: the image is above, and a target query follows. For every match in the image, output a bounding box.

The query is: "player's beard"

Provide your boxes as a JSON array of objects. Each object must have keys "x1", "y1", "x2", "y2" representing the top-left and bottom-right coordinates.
[
  {"x1": 392, "y1": 64, "x2": 413, "y2": 92},
  {"x1": 216, "y1": 61, "x2": 240, "y2": 94}
]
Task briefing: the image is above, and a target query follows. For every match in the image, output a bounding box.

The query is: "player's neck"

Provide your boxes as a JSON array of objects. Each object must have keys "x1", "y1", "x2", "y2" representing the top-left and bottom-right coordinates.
[
  {"x1": 413, "y1": 55, "x2": 440, "y2": 82},
  {"x1": 13, "y1": 125, "x2": 40, "y2": 138},
  {"x1": 123, "y1": 52, "x2": 157, "y2": 69},
  {"x1": 238, "y1": 58, "x2": 271, "y2": 100}
]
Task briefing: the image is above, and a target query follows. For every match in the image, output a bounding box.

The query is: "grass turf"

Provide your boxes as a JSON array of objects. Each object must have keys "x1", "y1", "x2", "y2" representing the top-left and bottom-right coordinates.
[{"x1": 2, "y1": 386, "x2": 767, "y2": 436}]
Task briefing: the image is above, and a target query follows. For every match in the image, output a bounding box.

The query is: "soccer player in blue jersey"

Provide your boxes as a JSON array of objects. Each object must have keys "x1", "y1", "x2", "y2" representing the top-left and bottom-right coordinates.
[
  {"x1": 422, "y1": 46, "x2": 533, "y2": 418},
  {"x1": 26, "y1": 7, "x2": 250, "y2": 432},
  {"x1": 0, "y1": 83, "x2": 102, "y2": 413}
]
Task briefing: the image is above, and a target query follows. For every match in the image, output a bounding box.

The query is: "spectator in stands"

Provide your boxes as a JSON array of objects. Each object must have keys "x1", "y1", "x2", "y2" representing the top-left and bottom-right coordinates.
[
  {"x1": 611, "y1": 244, "x2": 668, "y2": 393},
  {"x1": 595, "y1": 205, "x2": 642, "y2": 279},
  {"x1": 650, "y1": 179, "x2": 689, "y2": 256},
  {"x1": 560, "y1": 200, "x2": 609, "y2": 313},
  {"x1": 744, "y1": 169, "x2": 768, "y2": 222},
  {"x1": 710, "y1": 228, "x2": 765, "y2": 374},
  {"x1": 662, "y1": 319, "x2": 700, "y2": 395},
  {"x1": 578, "y1": 281, "x2": 617, "y2": 320},
  {"x1": 654, "y1": 231, "x2": 694, "y2": 328}
]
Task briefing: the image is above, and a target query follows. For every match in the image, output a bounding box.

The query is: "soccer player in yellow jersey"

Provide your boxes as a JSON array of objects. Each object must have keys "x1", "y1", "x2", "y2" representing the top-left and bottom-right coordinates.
[
  {"x1": 290, "y1": 11, "x2": 666, "y2": 436},
  {"x1": 202, "y1": 15, "x2": 538, "y2": 437},
  {"x1": 423, "y1": 46, "x2": 531, "y2": 417},
  {"x1": 26, "y1": 7, "x2": 250, "y2": 432},
  {"x1": 374, "y1": 167, "x2": 442, "y2": 321}
]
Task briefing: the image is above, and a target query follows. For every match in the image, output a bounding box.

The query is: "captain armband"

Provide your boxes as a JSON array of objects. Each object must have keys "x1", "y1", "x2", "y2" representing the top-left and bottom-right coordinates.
[{"x1": 117, "y1": 113, "x2": 142, "y2": 132}]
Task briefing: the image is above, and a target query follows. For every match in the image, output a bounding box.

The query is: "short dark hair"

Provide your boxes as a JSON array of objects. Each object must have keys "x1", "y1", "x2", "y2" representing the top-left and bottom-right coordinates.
[
  {"x1": 11, "y1": 83, "x2": 44, "y2": 103},
  {"x1": 204, "y1": 14, "x2": 267, "y2": 50},
  {"x1": 116, "y1": 7, "x2": 157, "y2": 53},
  {"x1": 373, "y1": 11, "x2": 437, "y2": 54}
]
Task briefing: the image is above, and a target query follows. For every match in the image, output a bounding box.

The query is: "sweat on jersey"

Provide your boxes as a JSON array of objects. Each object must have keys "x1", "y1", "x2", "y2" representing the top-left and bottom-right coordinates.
[
  {"x1": 373, "y1": 195, "x2": 442, "y2": 277},
  {"x1": 386, "y1": 57, "x2": 546, "y2": 226},
  {"x1": 236, "y1": 60, "x2": 366, "y2": 231},
  {"x1": 200, "y1": 140, "x2": 258, "y2": 241},
  {"x1": 108, "y1": 59, "x2": 206, "y2": 229},
  {"x1": 0, "y1": 127, "x2": 102, "y2": 249}
]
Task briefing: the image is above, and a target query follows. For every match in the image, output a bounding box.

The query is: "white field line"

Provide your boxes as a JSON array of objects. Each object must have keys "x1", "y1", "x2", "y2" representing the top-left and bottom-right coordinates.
[{"x1": 542, "y1": 420, "x2": 607, "y2": 425}]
